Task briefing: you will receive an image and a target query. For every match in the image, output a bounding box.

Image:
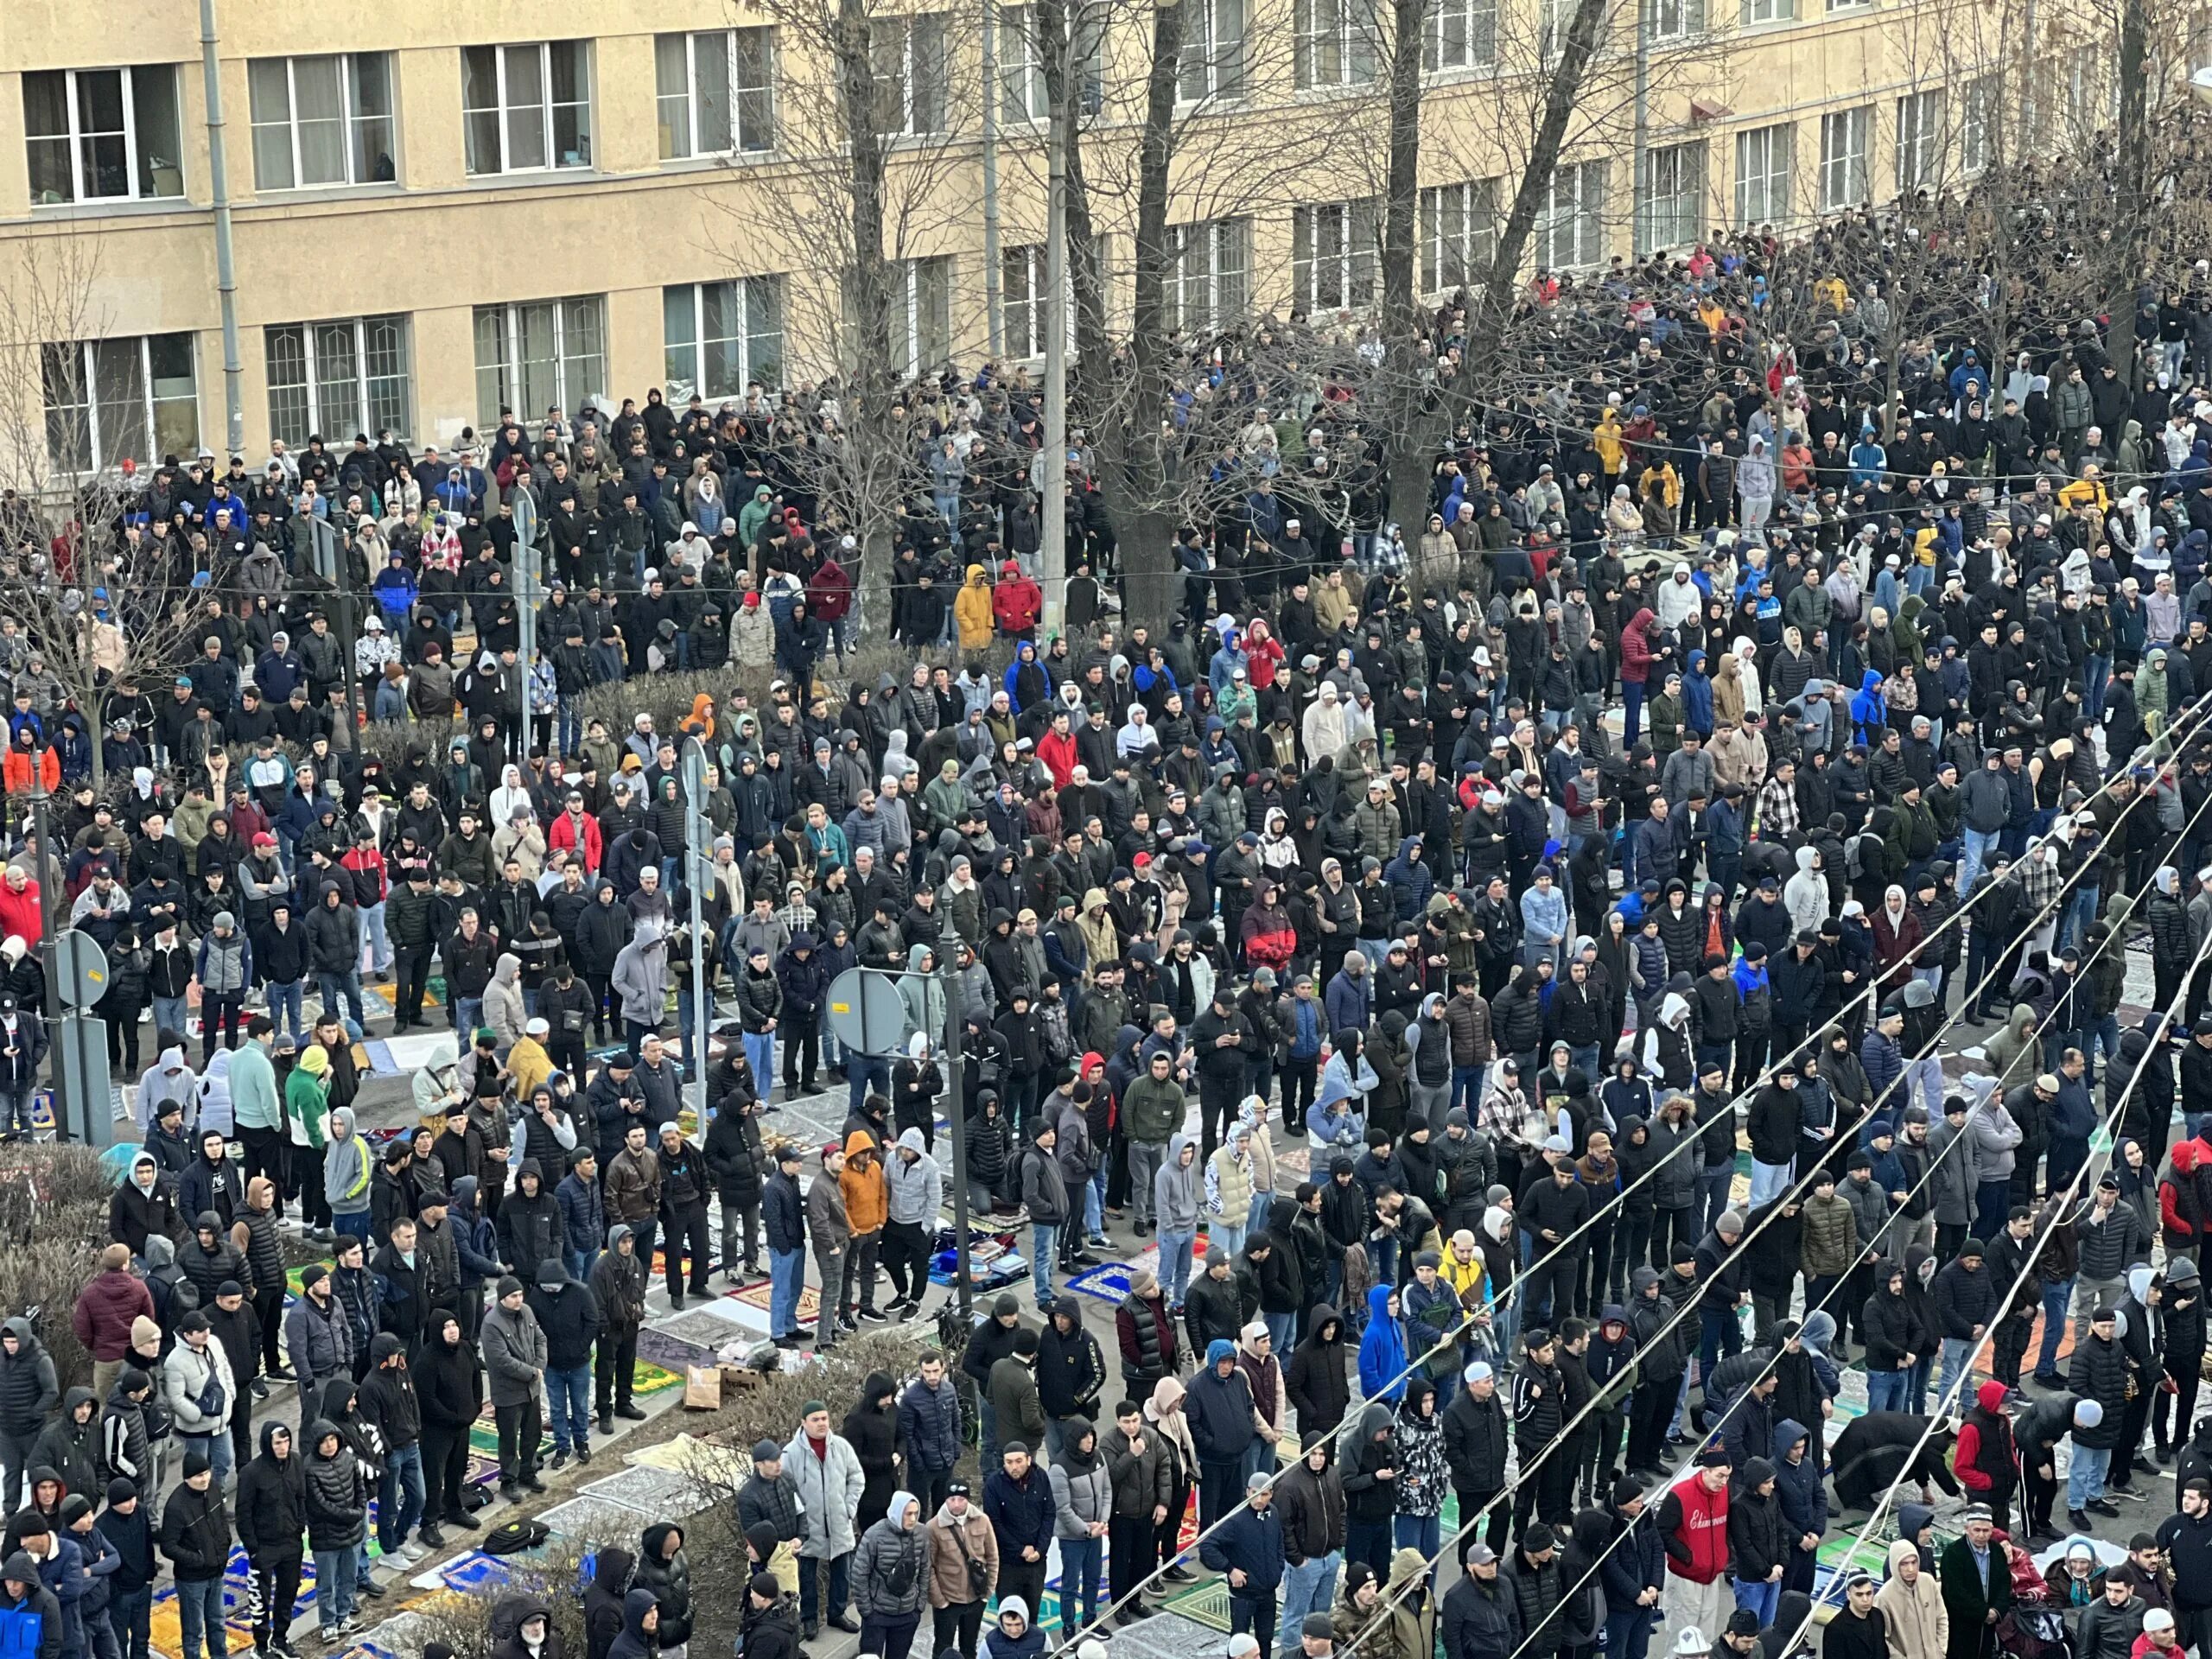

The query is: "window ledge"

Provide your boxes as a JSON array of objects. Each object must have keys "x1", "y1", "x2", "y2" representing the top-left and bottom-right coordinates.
[
  {"x1": 657, "y1": 150, "x2": 780, "y2": 174},
  {"x1": 463, "y1": 165, "x2": 604, "y2": 188},
  {"x1": 1423, "y1": 63, "x2": 1501, "y2": 85},
  {"x1": 246, "y1": 181, "x2": 408, "y2": 207},
  {"x1": 27, "y1": 196, "x2": 191, "y2": 220}
]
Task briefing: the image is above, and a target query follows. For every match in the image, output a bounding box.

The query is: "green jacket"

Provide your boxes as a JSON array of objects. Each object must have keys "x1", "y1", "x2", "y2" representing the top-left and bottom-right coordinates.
[
  {"x1": 229, "y1": 1042, "x2": 283, "y2": 1133},
  {"x1": 285, "y1": 1066, "x2": 329, "y2": 1149},
  {"x1": 1122, "y1": 1074, "x2": 1187, "y2": 1145}
]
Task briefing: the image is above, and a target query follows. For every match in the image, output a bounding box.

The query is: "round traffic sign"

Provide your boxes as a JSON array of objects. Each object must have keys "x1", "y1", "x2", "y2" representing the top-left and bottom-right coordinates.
[{"x1": 54, "y1": 931, "x2": 109, "y2": 1009}]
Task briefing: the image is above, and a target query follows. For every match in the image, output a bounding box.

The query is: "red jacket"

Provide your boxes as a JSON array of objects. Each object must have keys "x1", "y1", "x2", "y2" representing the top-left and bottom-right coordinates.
[
  {"x1": 1663, "y1": 1471, "x2": 1729, "y2": 1583},
  {"x1": 0, "y1": 879, "x2": 41, "y2": 944},
  {"x1": 992, "y1": 565, "x2": 1043, "y2": 634},
  {"x1": 548, "y1": 809, "x2": 602, "y2": 873},
  {"x1": 1953, "y1": 1381, "x2": 2018, "y2": 1491},
  {"x1": 2161, "y1": 1140, "x2": 2202, "y2": 1243},
  {"x1": 1620, "y1": 608, "x2": 1656, "y2": 686},
  {"x1": 807, "y1": 558, "x2": 855, "y2": 624},
  {"x1": 340, "y1": 844, "x2": 388, "y2": 904},
  {"x1": 1036, "y1": 728, "x2": 1079, "y2": 789},
  {"x1": 72, "y1": 1268, "x2": 156, "y2": 1363}
]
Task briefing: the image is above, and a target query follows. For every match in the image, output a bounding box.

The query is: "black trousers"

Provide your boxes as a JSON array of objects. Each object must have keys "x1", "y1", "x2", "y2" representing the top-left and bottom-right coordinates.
[
  {"x1": 1452, "y1": 1483, "x2": 1510, "y2": 1563},
  {"x1": 1153, "y1": 1478, "x2": 1191, "y2": 1570},
  {"x1": 595, "y1": 1325, "x2": 639, "y2": 1415},
  {"x1": 1229, "y1": 1592, "x2": 1274, "y2": 1656},
  {"x1": 999, "y1": 1556, "x2": 1046, "y2": 1624},
  {"x1": 240, "y1": 1126, "x2": 287, "y2": 1215},
  {"x1": 661, "y1": 1203, "x2": 711, "y2": 1299},
  {"x1": 1109, "y1": 1513, "x2": 1154, "y2": 1610},
  {"x1": 395, "y1": 949, "x2": 434, "y2": 1027},
  {"x1": 782, "y1": 1010, "x2": 820, "y2": 1090},
  {"x1": 932, "y1": 1603, "x2": 985, "y2": 1659},
  {"x1": 254, "y1": 1285, "x2": 286, "y2": 1375},
  {"x1": 423, "y1": 1421, "x2": 471, "y2": 1521},
  {"x1": 1626, "y1": 1379, "x2": 1678, "y2": 1472},
  {"x1": 1511, "y1": 1444, "x2": 1572, "y2": 1538},
  {"x1": 495, "y1": 1397, "x2": 543, "y2": 1482},
  {"x1": 2022, "y1": 1461, "x2": 2058, "y2": 1537},
  {"x1": 881, "y1": 1218, "x2": 931, "y2": 1304},
  {"x1": 246, "y1": 1554, "x2": 302, "y2": 1649}
]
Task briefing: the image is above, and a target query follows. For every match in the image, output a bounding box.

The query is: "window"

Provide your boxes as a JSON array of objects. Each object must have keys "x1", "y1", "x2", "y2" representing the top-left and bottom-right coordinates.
[
  {"x1": 247, "y1": 55, "x2": 393, "y2": 191},
  {"x1": 1293, "y1": 200, "x2": 1377, "y2": 310},
  {"x1": 264, "y1": 315, "x2": 412, "y2": 447},
  {"x1": 872, "y1": 16, "x2": 950, "y2": 136},
  {"x1": 2066, "y1": 47, "x2": 2106, "y2": 131},
  {"x1": 1421, "y1": 180, "x2": 1497, "y2": 293},
  {"x1": 1961, "y1": 75, "x2": 1999, "y2": 173},
  {"x1": 1642, "y1": 140, "x2": 1705, "y2": 250},
  {"x1": 1003, "y1": 245, "x2": 1083, "y2": 359},
  {"x1": 1425, "y1": 0, "x2": 1497, "y2": 69},
  {"x1": 655, "y1": 30, "x2": 775, "y2": 157},
  {"x1": 1539, "y1": 0, "x2": 1610, "y2": 58},
  {"x1": 22, "y1": 67, "x2": 183, "y2": 205},
  {"x1": 1739, "y1": 0, "x2": 1794, "y2": 25},
  {"x1": 462, "y1": 41, "x2": 591, "y2": 174},
  {"x1": 1649, "y1": 0, "x2": 1706, "y2": 41},
  {"x1": 2192, "y1": 10, "x2": 2212, "y2": 73},
  {"x1": 474, "y1": 297, "x2": 606, "y2": 429},
  {"x1": 1824, "y1": 0, "x2": 1870, "y2": 12},
  {"x1": 663, "y1": 279, "x2": 784, "y2": 402},
  {"x1": 1179, "y1": 0, "x2": 1248, "y2": 100},
  {"x1": 1164, "y1": 219, "x2": 1249, "y2": 332},
  {"x1": 887, "y1": 257, "x2": 955, "y2": 375},
  {"x1": 1539, "y1": 161, "x2": 1607, "y2": 270},
  {"x1": 1296, "y1": 0, "x2": 1376, "y2": 88},
  {"x1": 42, "y1": 334, "x2": 197, "y2": 472},
  {"x1": 1818, "y1": 105, "x2": 1870, "y2": 209},
  {"x1": 997, "y1": 8, "x2": 1048, "y2": 119},
  {"x1": 1735, "y1": 123, "x2": 1793, "y2": 225},
  {"x1": 1895, "y1": 90, "x2": 1942, "y2": 190}
]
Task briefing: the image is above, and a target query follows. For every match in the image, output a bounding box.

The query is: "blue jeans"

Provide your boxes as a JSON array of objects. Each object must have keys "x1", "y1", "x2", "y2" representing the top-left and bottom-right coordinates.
[
  {"x1": 1940, "y1": 1336, "x2": 1979, "y2": 1401},
  {"x1": 377, "y1": 1440, "x2": 424, "y2": 1552},
  {"x1": 2037, "y1": 1280, "x2": 2075, "y2": 1376},
  {"x1": 360, "y1": 901, "x2": 391, "y2": 974},
  {"x1": 175, "y1": 1574, "x2": 226, "y2": 1659},
  {"x1": 1031, "y1": 1223, "x2": 1058, "y2": 1302},
  {"x1": 2061, "y1": 886, "x2": 2101, "y2": 954},
  {"x1": 798, "y1": 1549, "x2": 850, "y2": 1628},
  {"x1": 1734, "y1": 1575, "x2": 1780, "y2": 1625},
  {"x1": 1698, "y1": 1168, "x2": 1732, "y2": 1235},
  {"x1": 150, "y1": 995, "x2": 190, "y2": 1046},
  {"x1": 1279, "y1": 1553, "x2": 1341, "y2": 1656},
  {"x1": 1866, "y1": 1368, "x2": 1911, "y2": 1414},
  {"x1": 847, "y1": 1057, "x2": 890, "y2": 1115},
  {"x1": 265, "y1": 981, "x2": 305, "y2": 1043},
  {"x1": 318, "y1": 970, "x2": 366, "y2": 1038},
  {"x1": 1607, "y1": 1605, "x2": 1660, "y2": 1659},
  {"x1": 1961, "y1": 827, "x2": 2001, "y2": 900},
  {"x1": 1451, "y1": 1065, "x2": 1487, "y2": 1116},
  {"x1": 313, "y1": 1546, "x2": 358, "y2": 1630},
  {"x1": 566, "y1": 1248, "x2": 594, "y2": 1281},
  {"x1": 1393, "y1": 1515, "x2": 1441, "y2": 1585},
  {"x1": 1084, "y1": 1170, "x2": 1106, "y2": 1239},
  {"x1": 744, "y1": 1032, "x2": 775, "y2": 1091},
  {"x1": 452, "y1": 995, "x2": 482, "y2": 1037},
  {"x1": 1212, "y1": 1221, "x2": 1247, "y2": 1261},
  {"x1": 548, "y1": 1364, "x2": 593, "y2": 1451},
  {"x1": 1160, "y1": 1229, "x2": 1196, "y2": 1305},
  {"x1": 1265, "y1": 1309, "x2": 1295, "y2": 1354},
  {"x1": 771, "y1": 1246, "x2": 806, "y2": 1336},
  {"x1": 2068, "y1": 1442, "x2": 2111, "y2": 1511},
  {"x1": 1060, "y1": 1535, "x2": 1102, "y2": 1632}
]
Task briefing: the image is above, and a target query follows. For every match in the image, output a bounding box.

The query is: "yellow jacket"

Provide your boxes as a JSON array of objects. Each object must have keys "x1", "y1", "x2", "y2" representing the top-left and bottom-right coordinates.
[
  {"x1": 954, "y1": 566, "x2": 995, "y2": 652},
  {"x1": 1440, "y1": 1249, "x2": 1485, "y2": 1309},
  {"x1": 507, "y1": 1035, "x2": 552, "y2": 1106},
  {"x1": 1642, "y1": 463, "x2": 1682, "y2": 508},
  {"x1": 1592, "y1": 415, "x2": 1624, "y2": 474}
]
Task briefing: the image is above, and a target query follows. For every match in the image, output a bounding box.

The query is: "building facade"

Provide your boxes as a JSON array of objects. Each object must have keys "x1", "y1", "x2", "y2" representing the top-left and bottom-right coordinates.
[{"x1": 0, "y1": 0, "x2": 2094, "y2": 481}]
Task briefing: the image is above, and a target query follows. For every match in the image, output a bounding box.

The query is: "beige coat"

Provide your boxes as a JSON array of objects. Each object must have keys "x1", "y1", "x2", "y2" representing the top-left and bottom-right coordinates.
[
  {"x1": 1877, "y1": 1539, "x2": 1948, "y2": 1659},
  {"x1": 925, "y1": 1501, "x2": 999, "y2": 1609}
]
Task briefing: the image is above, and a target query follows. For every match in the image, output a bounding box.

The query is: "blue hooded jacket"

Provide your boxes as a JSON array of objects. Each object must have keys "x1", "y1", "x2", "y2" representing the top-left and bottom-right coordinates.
[
  {"x1": 1681, "y1": 652, "x2": 1714, "y2": 737},
  {"x1": 1771, "y1": 1417, "x2": 1829, "y2": 1539},
  {"x1": 1850, "y1": 671, "x2": 1887, "y2": 745},
  {"x1": 1357, "y1": 1283, "x2": 1408, "y2": 1402},
  {"x1": 1383, "y1": 837, "x2": 1433, "y2": 918}
]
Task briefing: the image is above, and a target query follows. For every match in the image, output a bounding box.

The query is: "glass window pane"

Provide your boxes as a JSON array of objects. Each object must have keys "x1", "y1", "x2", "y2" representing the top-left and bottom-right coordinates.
[
  {"x1": 248, "y1": 61, "x2": 295, "y2": 190},
  {"x1": 463, "y1": 47, "x2": 500, "y2": 172},
  {"x1": 92, "y1": 338, "x2": 149, "y2": 470},
  {"x1": 912, "y1": 16, "x2": 947, "y2": 131},
  {"x1": 265, "y1": 328, "x2": 310, "y2": 448},
  {"x1": 148, "y1": 334, "x2": 199, "y2": 460},
  {"x1": 474, "y1": 308, "x2": 509, "y2": 429},
  {"x1": 26, "y1": 73, "x2": 74, "y2": 202},
  {"x1": 351, "y1": 53, "x2": 395, "y2": 182},
  {"x1": 43, "y1": 345, "x2": 92, "y2": 471},
  {"x1": 130, "y1": 67, "x2": 182, "y2": 198},
  {"x1": 664, "y1": 287, "x2": 699, "y2": 399},
  {"x1": 563, "y1": 296, "x2": 605, "y2": 410},
  {"x1": 314, "y1": 322, "x2": 359, "y2": 436},
  {"x1": 518, "y1": 302, "x2": 557, "y2": 416},
  {"x1": 656, "y1": 35, "x2": 693, "y2": 157},
  {"x1": 550, "y1": 41, "x2": 589, "y2": 165},
  {"x1": 696, "y1": 34, "x2": 733, "y2": 153},
  {"x1": 293, "y1": 57, "x2": 346, "y2": 185},
  {"x1": 505, "y1": 47, "x2": 548, "y2": 170},
  {"x1": 746, "y1": 277, "x2": 783, "y2": 387},
  {"x1": 364, "y1": 316, "x2": 410, "y2": 438},
  {"x1": 75, "y1": 71, "x2": 130, "y2": 200},
  {"x1": 734, "y1": 29, "x2": 774, "y2": 149}
]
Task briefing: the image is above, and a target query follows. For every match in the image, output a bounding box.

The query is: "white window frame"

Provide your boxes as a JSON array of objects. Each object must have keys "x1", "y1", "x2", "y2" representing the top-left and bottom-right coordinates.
[
  {"x1": 1296, "y1": 0, "x2": 1376, "y2": 89},
  {"x1": 1540, "y1": 0, "x2": 1610, "y2": 59},
  {"x1": 1739, "y1": 0, "x2": 1794, "y2": 26},
  {"x1": 1819, "y1": 105, "x2": 1871, "y2": 209},
  {"x1": 872, "y1": 16, "x2": 951, "y2": 136},
  {"x1": 1539, "y1": 160, "x2": 1608, "y2": 271},
  {"x1": 1179, "y1": 0, "x2": 1249, "y2": 101},
  {"x1": 1293, "y1": 200, "x2": 1378, "y2": 312},
  {"x1": 1164, "y1": 218, "x2": 1250, "y2": 332},
  {"x1": 42, "y1": 334, "x2": 199, "y2": 474},
  {"x1": 1735, "y1": 123, "x2": 1793, "y2": 225},
  {"x1": 1425, "y1": 0, "x2": 1498, "y2": 69},
  {"x1": 1649, "y1": 0, "x2": 1707, "y2": 42},
  {"x1": 1002, "y1": 245, "x2": 1082, "y2": 360},
  {"x1": 890, "y1": 257, "x2": 956, "y2": 376},
  {"x1": 21, "y1": 65, "x2": 183, "y2": 205},
  {"x1": 462, "y1": 41, "x2": 593, "y2": 175},
  {"x1": 1961, "y1": 75, "x2": 1999, "y2": 174},
  {"x1": 1420, "y1": 180, "x2": 1497, "y2": 295},
  {"x1": 247, "y1": 54, "x2": 394, "y2": 191},
  {"x1": 1642, "y1": 139, "x2": 1705, "y2": 250},
  {"x1": 655, "y1": 29, "x2": 776, "y2": 158},
  {"x1": 1824, "y1": 0, "x2": 1871, "y2": 13},
  {"x1": 663, "y1": 278, "x2": 785, "y2": 404},
  {"x1": 264, "y1": 315, "x2": 412, "y2": 448},
  {"x1": 998, "y1": 7, "x2": 1049, "y2": 120},
  {"x1": 474, "y1": 296, "x2": 607, "y2": 429},
  {"x1": 1895, "y1": 89, "x2": 1942, "y2": 191}
]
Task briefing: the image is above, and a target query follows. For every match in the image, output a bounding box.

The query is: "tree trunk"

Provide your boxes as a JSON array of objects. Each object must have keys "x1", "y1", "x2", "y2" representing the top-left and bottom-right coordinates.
[
  {"x1": 1116, "y1": 0, "x2": 1187, "y2": 632},
  {"x1": 2112, "y1": 0, "x2": 2150, "y2": 392},
  {"x1": 835, "y1": 0, "x2": 901, "y2": 616},
  {"x1": 1380, "y1": 0, "x2": 1436, "y2": 556}
]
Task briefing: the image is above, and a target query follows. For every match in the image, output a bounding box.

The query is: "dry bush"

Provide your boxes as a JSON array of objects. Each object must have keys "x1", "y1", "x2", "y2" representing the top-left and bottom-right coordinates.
[
  {"x1": 381, "y1": 1538, "x2": 596, "y2": 1659},
  {"x1": 0, "y1": 1145, "x2": 129, "y2": 1388}
]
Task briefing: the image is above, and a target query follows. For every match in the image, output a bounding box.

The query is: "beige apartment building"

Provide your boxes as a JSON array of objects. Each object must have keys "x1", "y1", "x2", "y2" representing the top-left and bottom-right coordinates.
[{"x1": 0, "y1": 0, "x2": 2070, "y2": 484}]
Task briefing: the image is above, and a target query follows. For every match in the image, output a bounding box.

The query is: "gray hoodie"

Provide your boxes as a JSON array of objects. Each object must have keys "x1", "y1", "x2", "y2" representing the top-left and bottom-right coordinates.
[
  {"x1": 885, "y1": 1127, "x2": 944, "y2": 1226},
  {"x1": 1153, "y1": 1131, "x2": 1201, "y2": 1234},
  {"x1": 483, "y1": 951, "x2": 527, "y2": 1049},
  {"x1": 324, "y1": 1107, "x2": 372, "y2": 1217}
]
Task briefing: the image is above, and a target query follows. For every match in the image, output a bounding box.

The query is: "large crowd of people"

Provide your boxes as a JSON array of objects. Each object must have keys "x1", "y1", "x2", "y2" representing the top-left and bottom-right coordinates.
[{"x1": 0, "y1": 217, "x2": 2211, "y2": 1659}]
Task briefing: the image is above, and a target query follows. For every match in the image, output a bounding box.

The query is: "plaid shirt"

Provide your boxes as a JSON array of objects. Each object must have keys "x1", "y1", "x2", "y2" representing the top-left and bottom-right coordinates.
[
  {"x1": 2017, "y1": 849, "x2": 2063, "y2": 916},
  {"x1": 1755, "y1": 772, "x2": 1800, "y2": 841}
]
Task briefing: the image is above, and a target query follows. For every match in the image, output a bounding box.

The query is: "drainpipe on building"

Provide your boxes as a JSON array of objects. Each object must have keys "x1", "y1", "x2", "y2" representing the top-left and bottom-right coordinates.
[
  {"x1": 199, "y1": 0, "x2": 245, "y2": 458},
  {"x1": 982, "y1": 0, "x2": 1004, "y2": 358}
]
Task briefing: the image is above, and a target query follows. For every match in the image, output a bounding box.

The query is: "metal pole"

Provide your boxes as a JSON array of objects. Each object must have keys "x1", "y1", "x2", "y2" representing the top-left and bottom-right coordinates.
[
  {"x1": 323, "y1": 519, "x2": 364, "y2": 735},
  {"x1": 982, "y1": 0, "x2": 1003, "y2": 359},
  {"x1": 682, "y1": 738, "x2": 711, "y2": 1125},
  {"x1": 198, "y1": 0, "x2": 245, "y2": 457},
  {"x1": 513, "y1": 492, "x2": 538, "y2": 752},
  {"x1": 26, "y1": 773, "x2": 68, "y2": 1142},
  {"x1": 941, "y1": 951, "x2": 970, "y2": 1320},
  {"x1": 1630, "y1": 0, "x2": 1650, "y2": 257},
  {"x1": 1039, "y1": 55, "x2": 1068, "y2": 628}
]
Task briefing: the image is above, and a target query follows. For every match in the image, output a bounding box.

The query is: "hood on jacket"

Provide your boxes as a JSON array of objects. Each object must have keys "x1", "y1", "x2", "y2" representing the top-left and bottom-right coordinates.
[
  {"x1": 620, "y1": 1587, "x2": 659, "y2": 1641},
  {"x1": 1775, "y1": 1417, "x2": 1809, "y2": 1459}
]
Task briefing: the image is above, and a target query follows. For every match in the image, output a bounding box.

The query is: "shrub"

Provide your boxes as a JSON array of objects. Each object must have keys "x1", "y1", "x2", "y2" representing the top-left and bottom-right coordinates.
[{"x1": 0, "y1": 1144, "x2": 125, "y2": 1389}]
